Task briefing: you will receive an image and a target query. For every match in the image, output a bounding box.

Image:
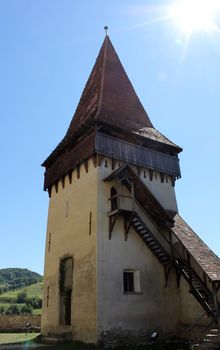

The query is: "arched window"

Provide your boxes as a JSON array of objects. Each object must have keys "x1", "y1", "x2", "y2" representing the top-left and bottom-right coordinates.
[{"x1": 110, "y1": 187, "x2": 118, "y2": 211}]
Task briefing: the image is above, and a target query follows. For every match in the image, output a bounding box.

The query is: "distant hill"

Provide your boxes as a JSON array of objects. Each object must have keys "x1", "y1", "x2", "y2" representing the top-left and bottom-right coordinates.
[{"x1": 0, "y1": 268, "x2": 43, "y2": 292}]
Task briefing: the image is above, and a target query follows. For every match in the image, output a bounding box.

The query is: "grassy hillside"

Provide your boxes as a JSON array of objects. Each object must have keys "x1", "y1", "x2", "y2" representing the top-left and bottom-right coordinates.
[
  {"x1": 0, "y1": 282, "x2": 43, "y2": 303},
  {"x1": 0, "y1": 269, "x2": 43, "y2": 315},
  {"x1": 0, "y1": 268, "x2": 42, "y2": 292}
]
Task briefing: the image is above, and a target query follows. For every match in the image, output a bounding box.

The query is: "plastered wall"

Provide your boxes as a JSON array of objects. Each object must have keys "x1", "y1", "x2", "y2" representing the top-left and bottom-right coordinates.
[
  {"x1": 96, "y1": 161, "x2": 182, "y2": 339},
  {"x1": 42, "y1": 156, "x2": 211, "y2": 344},
  {"x1": 96, "y1": 159, "x2": 211, "y2": 341},
  {"x1": 41, "y1": 158, "x2": 98, "y2": 342}
]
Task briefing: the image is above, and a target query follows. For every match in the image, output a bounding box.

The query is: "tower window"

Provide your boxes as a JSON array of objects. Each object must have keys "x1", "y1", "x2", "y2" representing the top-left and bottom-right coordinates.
[
  {"x1": 48, "y1": 233, "x2": 52, "y2": 252},
  {"x1": 110, "y1": 187, "x2": 118, "y2": 211},
  {"x1": 123, "y1": 270, "x2": 141, "y2": 293}
]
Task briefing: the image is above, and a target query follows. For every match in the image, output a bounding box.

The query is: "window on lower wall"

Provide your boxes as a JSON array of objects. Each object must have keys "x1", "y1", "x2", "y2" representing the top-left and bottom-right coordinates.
[{"x1": 123, "y1": 270, "x2": 141, "y2": 293}]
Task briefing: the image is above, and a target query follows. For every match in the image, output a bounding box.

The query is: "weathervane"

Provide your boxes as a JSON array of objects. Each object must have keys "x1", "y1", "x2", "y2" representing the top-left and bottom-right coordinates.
[{"x1": 104, "y1": 26, "x2": 109, "y2": 36}]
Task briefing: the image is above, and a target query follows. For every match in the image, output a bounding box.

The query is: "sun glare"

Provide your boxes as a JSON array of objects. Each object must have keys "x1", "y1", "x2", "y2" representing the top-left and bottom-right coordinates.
[{"x1": 170, "y1": 0, "x2": 219, "y2": 35}]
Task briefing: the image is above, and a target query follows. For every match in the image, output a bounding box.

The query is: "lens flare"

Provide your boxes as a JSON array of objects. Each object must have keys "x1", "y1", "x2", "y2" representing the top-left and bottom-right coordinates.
[{"x1": 170, "y1": 0, "x2": 220, "y2": 35}]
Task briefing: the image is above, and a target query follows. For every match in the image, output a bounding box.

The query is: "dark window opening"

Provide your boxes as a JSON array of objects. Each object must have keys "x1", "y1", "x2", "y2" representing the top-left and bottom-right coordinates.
[
  {"x1": 111, "y1": 187, "x2": 118, "y2": 211},
  {"x1": 48, "y1": 233, "x2": 51, "y2": 252},
  {"x1": 123, "y1": 271, "x2": 134, "y2": 292},
  {"x1": 60, "y1": 257, "x2": 73, "y2": 325},
  {"x1": 64, "y1": 290, "x2": 72, "y2": 325},
  {"x1": 123, "y1": 270, "x2": 141, "y2": 293}
]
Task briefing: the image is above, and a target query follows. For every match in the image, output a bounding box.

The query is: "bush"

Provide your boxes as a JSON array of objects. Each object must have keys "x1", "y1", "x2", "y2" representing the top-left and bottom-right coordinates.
[
  {"x1": 0, "y1": 306, "x2": 5, "y2": 314},
  {"x1": 21, "y1": 304, "x2": 33, "y2": 315},
  {"x1": 17, "y1": 291, "x2": 28, "y2": 303},
  {"x1": 26, "y1": 297, "x2": 42, "y2": 309},
  {"x1": 5, "y1": 304, "x2": 21, "y2": 315}
]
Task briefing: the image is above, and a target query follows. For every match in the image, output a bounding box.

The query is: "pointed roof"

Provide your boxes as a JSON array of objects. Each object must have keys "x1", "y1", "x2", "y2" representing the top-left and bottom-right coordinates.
[
  {"x1": 43, "y1": 35, "x2": 181, "y2": 167},
  {"x1": 66, "y1": 35, "x2": 153, "y2": 137}
]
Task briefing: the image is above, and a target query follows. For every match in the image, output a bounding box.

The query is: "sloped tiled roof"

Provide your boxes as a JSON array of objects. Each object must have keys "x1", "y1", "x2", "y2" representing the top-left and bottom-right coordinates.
[
  {"x1": 134, "y1": 127, "x2": 179, "y2": 149},
  {"x1": 43, "y1": 36, "x2": 181, "y2": 167},
  {"x1": 172, "y1": 214, "x2": 220, "y2": 281},
  {"x1": 66, "y1": 35, "x2": 153, "y2": 137}
]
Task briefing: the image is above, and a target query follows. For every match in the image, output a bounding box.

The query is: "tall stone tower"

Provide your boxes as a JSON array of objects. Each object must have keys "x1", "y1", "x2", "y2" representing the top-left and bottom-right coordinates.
[{"x1": 41, "y1": 34, "x2": 220, "y2": 344}]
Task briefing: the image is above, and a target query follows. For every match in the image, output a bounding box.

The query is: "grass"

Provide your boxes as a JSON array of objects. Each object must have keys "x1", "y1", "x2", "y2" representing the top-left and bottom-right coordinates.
[
  {"x1": 32, "y1": 308, "x2": 42, "y2": 315},
  {"x1": 0, "y1": 332, "x2": 40, "y2": 344},
  {"x1": 0, "y1": 282, "x2": 43, "y2": 315},
  {"x1": 0, "y1": 302, "x2": 23, "y2": 308},
  {"x1": 0, "y1": 282, "x2": 43, "y2": 301}
]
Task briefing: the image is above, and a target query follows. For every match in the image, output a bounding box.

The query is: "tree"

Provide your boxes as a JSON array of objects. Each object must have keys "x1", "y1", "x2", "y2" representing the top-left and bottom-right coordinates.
[{"x1": 17, "y1": 291, "x2": 28, "y2": 303}]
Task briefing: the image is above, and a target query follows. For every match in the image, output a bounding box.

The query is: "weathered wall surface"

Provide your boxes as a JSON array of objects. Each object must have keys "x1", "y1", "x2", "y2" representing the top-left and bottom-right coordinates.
[
  {"x1": 97, "y1": 160, "x2": 182, "y2": 341},
  {"x1": 96, "y1": 159, "x2": 211, "y2": 343},
  {"x1": 139, "y1": 168, "x2": 178, "y2": 213},
  {"x1": 41, "y1": 158, "x2": 98, "y2": 343},
  {"x1": 179, "y1": 278, "x2": 210, "y2": 326},
  {"x1": 0, "y1": 315, "x2": 41, "y2": 329},
  {"x1": 42, "y1": 155, "x2": 212, "y2": 344}
]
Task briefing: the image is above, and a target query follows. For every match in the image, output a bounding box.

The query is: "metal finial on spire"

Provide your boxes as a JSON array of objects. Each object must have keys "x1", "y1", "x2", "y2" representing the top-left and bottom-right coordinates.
[{"x1": 104, "y1": 26, "x2": 109, "y2": 36}]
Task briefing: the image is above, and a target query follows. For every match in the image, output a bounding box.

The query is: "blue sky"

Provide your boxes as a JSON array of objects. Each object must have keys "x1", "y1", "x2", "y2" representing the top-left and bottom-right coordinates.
[{"x1": 0, "y1": 0, "x2": 220, "y2": 275}]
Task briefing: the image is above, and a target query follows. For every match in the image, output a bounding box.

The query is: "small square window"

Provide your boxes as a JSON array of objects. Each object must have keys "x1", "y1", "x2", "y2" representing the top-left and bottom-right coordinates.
[{"x1": 123, "y1": 270, "x2": 141, "y2": 293}]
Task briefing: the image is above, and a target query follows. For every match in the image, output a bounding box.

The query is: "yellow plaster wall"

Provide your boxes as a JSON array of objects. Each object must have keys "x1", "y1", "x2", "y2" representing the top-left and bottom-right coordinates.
[{"x1": 41, "y1": 159, "x2": 98, "y2": 343}]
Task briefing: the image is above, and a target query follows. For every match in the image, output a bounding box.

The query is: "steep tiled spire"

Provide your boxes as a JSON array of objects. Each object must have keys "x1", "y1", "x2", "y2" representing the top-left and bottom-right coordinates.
[
  {"x1": 66, "y1": 35, "x2": 153, "y2": 138},
  {"x1": 43, "y1": 35, "x2": 181, "y2": 168}
]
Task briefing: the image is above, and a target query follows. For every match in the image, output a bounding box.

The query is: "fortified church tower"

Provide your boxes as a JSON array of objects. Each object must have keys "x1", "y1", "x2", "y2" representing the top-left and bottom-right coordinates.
[{"x1": 41, "y1": 33, "x2": 220, "y2": 343}]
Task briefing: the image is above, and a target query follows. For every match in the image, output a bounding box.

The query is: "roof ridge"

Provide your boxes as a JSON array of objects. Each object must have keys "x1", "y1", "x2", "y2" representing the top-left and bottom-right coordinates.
[{"x1": 94, "y1": 36, "x2": 108, "y2": 121}]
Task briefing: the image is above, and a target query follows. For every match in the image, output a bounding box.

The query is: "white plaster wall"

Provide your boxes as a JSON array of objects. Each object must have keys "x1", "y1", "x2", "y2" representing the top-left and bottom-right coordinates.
[
  {"x1": 139, "y1": 169, "x2": 178, "y2": 213},
  {"x1": 97, "y1": 161, "x2": 181, "y2": 337}
]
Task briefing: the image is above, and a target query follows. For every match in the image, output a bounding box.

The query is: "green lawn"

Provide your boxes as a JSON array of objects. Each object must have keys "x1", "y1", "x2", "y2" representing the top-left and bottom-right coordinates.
[
  {"x1": 0, "y1": 333, "x2": 40, "y2": 344},
  {"x1": 32, "y1": 308, "x2": 42, "y2": 315},
  {"x1": 0, "y1": 302, "x2": 24, "y2": 308}
]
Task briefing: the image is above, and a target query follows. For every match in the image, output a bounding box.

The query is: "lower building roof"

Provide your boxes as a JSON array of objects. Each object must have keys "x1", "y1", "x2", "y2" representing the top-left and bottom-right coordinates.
[{"x1": 172, "y1": 214, "x2": 220, "y2": 282}]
